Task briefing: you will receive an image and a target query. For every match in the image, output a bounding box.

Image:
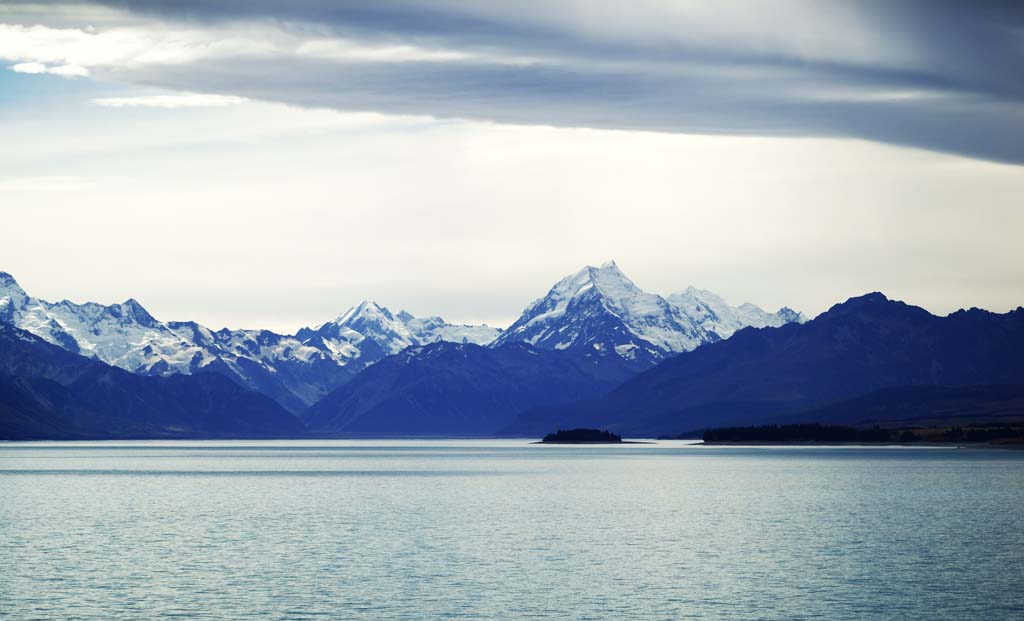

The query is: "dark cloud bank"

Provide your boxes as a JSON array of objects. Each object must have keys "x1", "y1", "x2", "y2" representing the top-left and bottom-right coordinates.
[{"x1": 44, "y1": 1, "x2": 1024, "y2": 162}]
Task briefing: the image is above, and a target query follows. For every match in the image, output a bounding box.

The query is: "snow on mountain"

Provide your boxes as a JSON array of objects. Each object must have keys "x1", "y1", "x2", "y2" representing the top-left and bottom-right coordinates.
[
  {"x1": 297, "y1": 301, "x2": 501, "y2": 359},
  {"x1": 667, "y1": 286, "x2": 807, "y2": 339},
  {"x1": 491, "y1": 262, "x2": 715, "y2": 366},
  {"x1": 492, "y1": 262, "x2": 805, "y2": 366},
  {"x1": 0, "y1": 272, "x2": 500, "y2": 412},
  {"x1": 399, "y1": 311, "x2": 503, "y2": 346},
  {"x1": 0, "y1": 265, "x2": 800, "y2": 407},
  {"x1": 299, "y1": 301, "x2": 417, "y2": 363},
  {"x1": 1, "y1": 273, "x2": 199, "y2": 372}
]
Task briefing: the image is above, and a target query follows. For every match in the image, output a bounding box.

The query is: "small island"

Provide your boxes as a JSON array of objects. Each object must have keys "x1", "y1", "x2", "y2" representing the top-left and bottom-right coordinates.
[{"x1": 539, "y1": 428, "x2": 623, "y2": 444}]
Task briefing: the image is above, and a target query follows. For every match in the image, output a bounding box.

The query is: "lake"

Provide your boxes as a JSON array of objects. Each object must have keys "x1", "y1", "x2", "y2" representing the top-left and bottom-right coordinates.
[{"x1": 2, "y1": 440, "x2": 1023, "y2": 620}]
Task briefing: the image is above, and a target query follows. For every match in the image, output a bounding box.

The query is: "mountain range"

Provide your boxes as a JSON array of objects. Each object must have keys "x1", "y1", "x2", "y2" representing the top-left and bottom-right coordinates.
[
  {"x1": 0, "y1": 323, "x2": 302, "y2": 439},
  {"x1": 303, "y1": 341, "x2": 639, "y2": 436},
  {"x1": 0, "y1": 263, "x2": 801, "y2": 422},
  {"x1": 11, "y1": 264, "x2": 1013, "y2": 440},
  {"x1": 0, "y1": 272, "x2": 500, "y2": 414},
  {"x1": 504, "y1": 293, "x2": 1024, "y2": 436},
  {"x1": 492, "y1": 261, "x2": 802, "y2": 367}
]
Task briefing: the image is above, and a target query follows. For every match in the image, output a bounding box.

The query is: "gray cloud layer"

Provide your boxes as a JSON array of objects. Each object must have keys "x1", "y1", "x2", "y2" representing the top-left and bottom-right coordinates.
[{"x1": 13, "y1": 1, "x2": 1024, "y2": 162}]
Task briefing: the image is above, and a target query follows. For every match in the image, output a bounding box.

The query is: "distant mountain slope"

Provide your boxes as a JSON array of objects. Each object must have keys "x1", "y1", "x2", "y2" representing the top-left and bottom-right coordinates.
[
  {"x1": 667, "y1": 286, "x2": 805, "y2": 339},
  {"x1": 782, "y1": 384, "x2": 1024, "y2": 427},
  {"x1": 0, "y1": 324, "x2": 304, "y2": 439},
  {"x1": 492, "y1": 262, "x2": 804, "y2": 367},
  {"x1": 0, "y1": 374, "x2": 103, "y2": 440},
  {"x1": 303, "y1": 341, "x2": 639, "y2": 435},
  {"x1": 504, "y1": 293, "x2": 1024, "y2": 436},
  {"x1": 296, "y1": 300, "x2": 501, "y2": 362},
  {"x1": 1, "y1": 266, "x2": 797, "y2": 412},
  {"x1": 0, "y1": 272, "x2": 500, "y2": 413}
]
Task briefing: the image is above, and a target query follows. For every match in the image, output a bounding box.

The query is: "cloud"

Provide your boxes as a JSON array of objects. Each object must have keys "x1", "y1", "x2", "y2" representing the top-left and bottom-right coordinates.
[
  {"x1": 3, "y1": 104, "x2": 1023, "y2": 330},
  {"x1": 0, "y1": 22, "x2": 281, "y2": 68},
  {"x1": 0, "y1": 21, "x2": 478, "y2": 69},
  {"x1": 0, "y1": 2, "x2": 1022, "y2": 163},
  {"x1": 91, "y1": 94, "x2": 247, "y2": 108},
  {"x1": 11, "y1": 60, "x2": 88, "y2": 76},
  {"x1": 294, "y1": 39, "x2": 473, "y2": 63},
  {"x1": 0, "y1": 175, "x2": 101, "y2": 192}
]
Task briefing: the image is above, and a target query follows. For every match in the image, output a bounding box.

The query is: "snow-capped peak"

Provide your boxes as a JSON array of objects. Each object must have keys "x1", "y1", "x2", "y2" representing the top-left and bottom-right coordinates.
[
  {"x1": 116, "y1": 298, "x2": 160, "y2": 327},
  {"x1": 774, "y1": 307, "x2": 806, "y2": 324},
  {"x1": 331, "y1": 300, "x2": 395, "y2": 326},
  {"x1": 521, "y1": 261, "x2": 639, "y2": 326},
  {"x1": 402, "y1": 314, "x2": 503, "y2": 346},
  {"x1": 1, "y1": 275, "x2": 501, "y2": 413},
  {"x1": 493, "y1": 262, "x2": 713, "y2": 361},
  {"x1": 317, "y1": 299, "x2": 501, "y2": 353},
  {"x1": 317, "y1": 300, "x2": 417, "y2": 356},
  {"x1": 0, "y1": 265, "x2": 803, "y2": 411},
  {"x1": 494, "y1": 263, "x2": 807, "y2": 365},
  {"x1": 667, "y1": 287, "x2": 808, "y2": 338},
  {"x1": 0, "y1": 272, "x2": 29, "y2": 322},
  {"x1": 0, "y1": 271, "x2": 23, "y2": 290}
]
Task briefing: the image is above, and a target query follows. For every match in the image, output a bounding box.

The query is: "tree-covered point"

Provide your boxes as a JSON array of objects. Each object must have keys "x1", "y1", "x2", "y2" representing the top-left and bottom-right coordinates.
[
  {"x1": 704, "y1": 424, "x2": 898, "y2": 443},
  {"x1": 702, "y1": 423, "x2": 1024, "y2": 444},
  {"x1": 939, "y1": 425, "x2": 1024, "y2": 443},
  {"x1": 541, "y1": 428, "x2": 622, "y2": 443}
]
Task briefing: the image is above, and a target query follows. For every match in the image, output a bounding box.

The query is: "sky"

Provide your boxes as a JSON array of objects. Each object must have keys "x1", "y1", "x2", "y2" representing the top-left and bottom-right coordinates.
[{"x1": 1, "y1": 1, "x2": 1022, "y2": 332}]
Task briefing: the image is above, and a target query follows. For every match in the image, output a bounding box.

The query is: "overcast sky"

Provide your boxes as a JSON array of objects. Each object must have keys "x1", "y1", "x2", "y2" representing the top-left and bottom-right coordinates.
[{"x1": 1, "y1": 1, "x2": 1022, "y2": 332}]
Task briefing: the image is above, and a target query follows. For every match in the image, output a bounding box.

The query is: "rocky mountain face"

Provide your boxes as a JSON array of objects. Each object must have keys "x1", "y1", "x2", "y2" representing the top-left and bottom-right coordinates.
[
  {"x1": 0, "y1": 323, "x2": 303, "y2": 440},
  {"x1": 1, "y1": 264, "x2": 805, "y2": 434},
  {"x1": 491, "y1": 262, "x2": 804, "y2": 367},
  {"x1": 667, "y1": 286, "x2": 805, "y2": 339},
  {"x1": 6, "y1": 267, "x2": 1019, "y2": 440},
  {"x1": 0, "y1": 272, "x2": 499, "y2": 413},
  {"x1": 303, "y1": 341, "x2": 640, "y2": 436},
  {"x1": 299, "y1": 264, "x2": 809, "y2": 437},
  {"x1": 504, "y1": 293, "x2": 1024, "y2": 437}
]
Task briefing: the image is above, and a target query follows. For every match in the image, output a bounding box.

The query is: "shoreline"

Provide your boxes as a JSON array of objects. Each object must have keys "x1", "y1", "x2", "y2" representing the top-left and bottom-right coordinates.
[
  {"x1": 531, "y1": 440, "x2": 653, "y2": 445},
  {"x1": 701, "y1": 440, "x2": 1023, "y2": 449}
]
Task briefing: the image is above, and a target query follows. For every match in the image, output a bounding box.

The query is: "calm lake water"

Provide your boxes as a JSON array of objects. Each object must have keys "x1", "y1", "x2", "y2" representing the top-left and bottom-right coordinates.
[{"x1": 2, "y1": 440, "x2": 1023, "y2": 620}]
